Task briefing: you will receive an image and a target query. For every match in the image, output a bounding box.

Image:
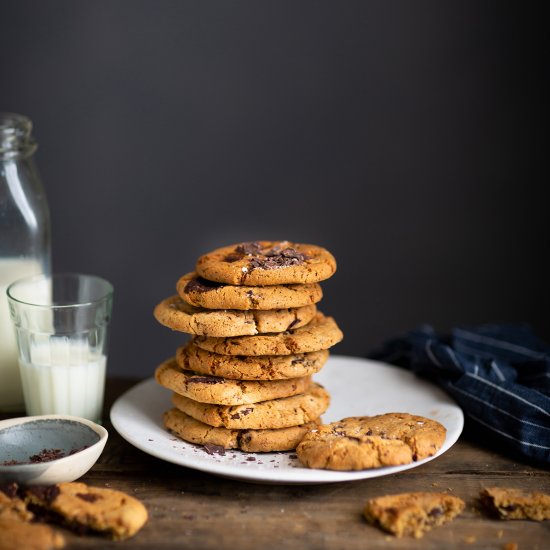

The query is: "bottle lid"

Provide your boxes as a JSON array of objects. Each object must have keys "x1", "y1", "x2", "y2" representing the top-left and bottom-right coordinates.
[{"x1": 0, "y1": 112, "x2": 38, "y2": 160}]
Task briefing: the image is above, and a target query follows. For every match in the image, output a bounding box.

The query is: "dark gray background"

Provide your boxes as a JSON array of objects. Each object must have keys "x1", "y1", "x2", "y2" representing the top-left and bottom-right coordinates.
[{"x1": 1, "y1": 1, "x2": 547, "y2": 378}]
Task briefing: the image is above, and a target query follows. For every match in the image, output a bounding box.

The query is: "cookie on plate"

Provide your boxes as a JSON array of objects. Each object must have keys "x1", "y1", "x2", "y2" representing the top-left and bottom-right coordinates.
[
  {"x1": 363, "y1": 492, "x2": 465, "y2": 538},
  {"x1": 480, "y1": 487, "x2": 550, "y2": 521},
  {"x1": 24, "y1": 482, "x2": 148, "y2": 540},
  {"x1": 178, "y1": 343, "x2": 329, "y2": 380},
  {"x1": 163, "y1": 408, "x2": 319, "y2": 452},
  {"x1": 296, "y1": 413, "x2": 446, "y2": 470},
  {"x1": 177, "y1": 272, "x2": 323, "y2": 310},
  {"x1": 154, "y1": 295, "x2": 316, "y2": 337},
  {"x1": 171, "y1": 382, "x2": 330, "y2": 429},
  {"x1": 195, "y1": 241, "x2": 337, "y2": 286},
  {"x1": 155, "y1": 358, "x2": 311, "y2": 405},
  {"x1": 193, "y1": 312, "x2": 343, "y2": 356}
]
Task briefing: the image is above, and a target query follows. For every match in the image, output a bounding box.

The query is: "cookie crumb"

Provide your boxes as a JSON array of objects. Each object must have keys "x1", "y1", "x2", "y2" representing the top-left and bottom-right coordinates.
[{"x1": 463, "y1": 535, "x2": 476, "y2": 544}]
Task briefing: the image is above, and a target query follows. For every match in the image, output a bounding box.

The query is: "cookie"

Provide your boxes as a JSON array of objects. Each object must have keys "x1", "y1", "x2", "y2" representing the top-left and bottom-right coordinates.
[
  {"x1": 154, "y1": 295, "x2": 316, "y2": 337},
  {"x1": 177, "y1": 272, "x2": 323, "y2": 310},
  {"x1": 0, "y1": 483, "x2": 32, "y2": 522},
  {"x1": 171, "y1": 382, "x2": 330, "y2": 429},
  {"x1": 24, "y1": 482, "x2": 148, "y2": 540},
  {"x1": 363, "y1": 492, "x2": 465, "y2": 538},
  {"x1": 193, "y1": 312, "x2": 343, "y2": 356},
  {"x1": 480, "y1": 487, "x2": 550, "y2": 521},
  {"x1": 0, "y1": 483, "x2": 65, "y2": 550},
  {"x1": 195, "y1": 241, "x2": 337, "y2": 285},
  {"x1": 155, "y1": 358, "x2": 312, "y2": 405},
  {"x1": 163, "y1": 408, "x2": 319, "y2": 452},
  {"x1": 178, "y1": 343, "x2": 329, "y2": 380},
  {"x1": 296, "y1": 413, "x2": 446, "y2": 470},
  {"x1": 0, "y1": 518, "x2": 65, "y2": 550}
]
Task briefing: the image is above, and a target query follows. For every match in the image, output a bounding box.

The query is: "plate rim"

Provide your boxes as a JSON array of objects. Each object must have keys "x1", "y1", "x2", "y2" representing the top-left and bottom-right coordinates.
[{"x1": 110, "y1": 355, "x2": 464, "y2": 484}]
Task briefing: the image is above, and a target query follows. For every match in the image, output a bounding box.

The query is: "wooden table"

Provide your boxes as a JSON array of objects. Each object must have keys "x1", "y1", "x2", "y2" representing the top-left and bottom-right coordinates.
[{"x1": 4, "y1": 378, "x2": 550, "y2": 549}]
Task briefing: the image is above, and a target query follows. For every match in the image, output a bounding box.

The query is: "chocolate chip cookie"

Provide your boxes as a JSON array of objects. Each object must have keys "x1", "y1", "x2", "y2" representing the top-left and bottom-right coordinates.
[
  {"x1": 155, "y1": 357, "x2": 312, "y2": 405},
  {"x1": 171, "y1": 382, "x2": 330, "y2": 429},
  {"x1": 177, "y1": 343, "x2": 329, "y2": 380},
  {"x1": 0, "y1": 518, "x2": 65, "y2": 550},
  {"x1": 23, "y1": 482, "x2": 148, "y2": 540},
  {"x1": 0, "y1": 484, "x2": 32, "y2": 522},
  {"x1": 296, "y1": 413, "x2": 446, "y2": 470},
  {"x1": 163, "y1": 408, "x2": 319, "y2": 452},
  {"x1": 154, "y1": 295, "x2": 316, "y2": 337},
  {"x1": 1, "y1": 484, "x2": 66, "y2": 550},
  {"x1": 177, "y1": 272, "x2": 323, "y2": 310},
  {"x1": 364, "y1": 492, "x2": 465, "y2": 538},
  {"x1": 193, "y1": 312, "x2": 343, "y2": 356},
  {"x1": 195, "y1": 241, "x2": 337, "y2": 286}
]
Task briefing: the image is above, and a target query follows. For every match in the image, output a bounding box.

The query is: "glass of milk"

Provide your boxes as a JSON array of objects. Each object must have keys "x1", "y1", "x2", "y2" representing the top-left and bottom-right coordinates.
[{"x1": 6, "y1": 273, "x2": 113, "y2": 423}]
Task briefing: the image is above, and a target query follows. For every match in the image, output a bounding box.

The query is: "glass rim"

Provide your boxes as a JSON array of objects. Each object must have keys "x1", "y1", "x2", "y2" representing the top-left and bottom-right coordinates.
[{"x1": 6, "y1": 272, "x2": 114, "y2": 309}]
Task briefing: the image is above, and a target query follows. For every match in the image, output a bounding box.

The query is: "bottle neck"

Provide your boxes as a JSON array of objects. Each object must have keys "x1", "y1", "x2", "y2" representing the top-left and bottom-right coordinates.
[{"x1": 0, "y1": 112, "x2": 38, "y2": 161}]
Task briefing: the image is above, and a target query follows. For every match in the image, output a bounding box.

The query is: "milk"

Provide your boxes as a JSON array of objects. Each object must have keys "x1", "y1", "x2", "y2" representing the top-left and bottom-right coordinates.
[
  {"x1": 19, "y1": 340, "x2": 106, "y2": 422},
  {"x1": 0, "y1": 258, "x2": 43, "y2": 411}
]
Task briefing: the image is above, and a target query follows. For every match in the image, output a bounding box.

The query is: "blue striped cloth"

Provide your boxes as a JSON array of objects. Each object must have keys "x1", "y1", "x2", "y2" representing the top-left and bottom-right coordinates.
[{"x1": 368, "y1": 324, "x2": 550, "y2": 464}]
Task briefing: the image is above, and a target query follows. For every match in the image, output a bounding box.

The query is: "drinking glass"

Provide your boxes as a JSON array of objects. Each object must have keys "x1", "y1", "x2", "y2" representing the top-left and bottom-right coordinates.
[{"x1": 7, "y1": 273, "x2": 113, "y2": 423}]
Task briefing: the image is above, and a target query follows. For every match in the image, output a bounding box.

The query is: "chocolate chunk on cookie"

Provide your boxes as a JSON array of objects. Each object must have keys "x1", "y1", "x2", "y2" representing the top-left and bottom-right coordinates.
[
  {"x1": 178, "y1": 343, "x2": 329, "y2": 380},
  {"x1": 364, "y1": 492, "x2": 465, "y2": 538},
  {"x1": 155, "y1": 357, "x2": 311, "y2": 405},
  {"x1": 163, "y1": 408, "x2": 319, "y2": 452},
  {"x1": 154, "y1": 295, "x2": 316, "y2": 337},
  {"x1": 480, "y1": 487, "x2": 550, "y2": 521},
  {"x1": 23, "y1": 482, "x2": 148, "y2": 540},
  {"x1": 177, "y1": 272, "x2": 323, "y2": 310},
  {"x1": 195, "y1": 241, "x2": 336, "y2": 285},
  {"x1": 171, "y1": 382, "x2": 330, "y2": 429},
  {"x1": 193, "y1": 312, "x2": 343, "y2": 356},
  {"x1": 296, "y1": 413, "x2": 446, "y2": 470}
]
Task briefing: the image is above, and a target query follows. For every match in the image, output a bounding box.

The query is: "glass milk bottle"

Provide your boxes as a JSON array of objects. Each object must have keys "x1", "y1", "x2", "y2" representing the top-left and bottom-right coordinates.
[{"x1": 0, "y1": 113, "x2": 51, "y2": 411}]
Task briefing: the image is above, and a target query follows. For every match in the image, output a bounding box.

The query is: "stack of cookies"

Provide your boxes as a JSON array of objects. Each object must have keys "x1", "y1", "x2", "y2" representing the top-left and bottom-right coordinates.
[{"x1": 153, "y1": 240, "x2": 343, "y2": 452}]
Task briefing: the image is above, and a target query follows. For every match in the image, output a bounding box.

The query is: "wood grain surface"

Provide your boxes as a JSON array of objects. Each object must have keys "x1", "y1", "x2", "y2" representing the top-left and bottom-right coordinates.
[{"x1": 3, "y1": 378, "x2": 549, "y2": 549}]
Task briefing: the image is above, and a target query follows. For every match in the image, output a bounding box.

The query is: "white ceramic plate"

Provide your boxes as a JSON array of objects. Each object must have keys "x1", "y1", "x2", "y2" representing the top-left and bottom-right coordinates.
[{"x1": 110, "y1": 355, "x2": 463, "y2": 484}]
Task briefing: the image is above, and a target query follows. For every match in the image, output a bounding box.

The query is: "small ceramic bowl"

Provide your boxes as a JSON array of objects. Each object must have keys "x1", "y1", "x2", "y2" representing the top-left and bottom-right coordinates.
[{"x1": 0, "y1": 414, "x2": 108, "y2": 485}]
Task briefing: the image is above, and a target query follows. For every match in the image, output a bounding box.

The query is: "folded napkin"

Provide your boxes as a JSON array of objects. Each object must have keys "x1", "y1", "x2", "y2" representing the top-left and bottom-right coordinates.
[{"x1": 368, "y1": 324, "x2": 550, "y2": 464}]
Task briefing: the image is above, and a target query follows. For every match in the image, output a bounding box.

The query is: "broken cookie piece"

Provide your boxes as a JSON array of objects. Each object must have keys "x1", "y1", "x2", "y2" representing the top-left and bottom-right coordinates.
[
  {"x1": 480, "y1": 487, "x2": 550, "y2": 521},
  {"x1": 364, "y1": 492, "x2": 465, "y2": 538}
]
